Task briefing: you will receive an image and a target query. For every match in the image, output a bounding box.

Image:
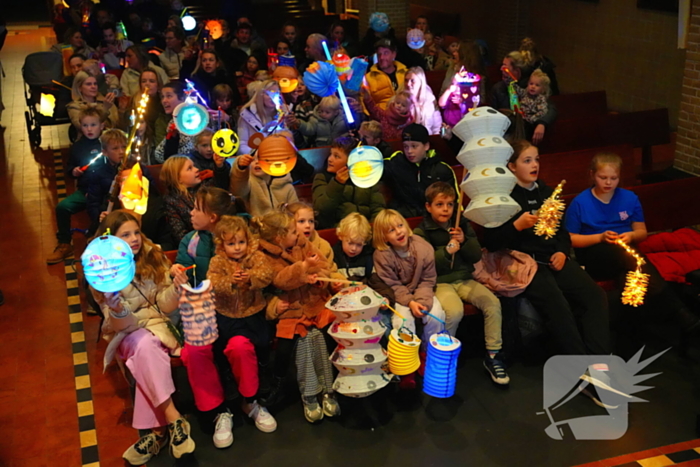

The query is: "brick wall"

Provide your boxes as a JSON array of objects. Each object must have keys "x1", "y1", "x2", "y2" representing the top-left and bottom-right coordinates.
[{"x1": 675, "y1": 3, "x2": 700, "y2": 175}]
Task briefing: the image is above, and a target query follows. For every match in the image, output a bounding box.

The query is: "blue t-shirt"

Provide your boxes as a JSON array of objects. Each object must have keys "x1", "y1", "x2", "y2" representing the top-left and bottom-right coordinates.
[{"x1": 565, "y1": 188, "x2": 644, "y2": 235}]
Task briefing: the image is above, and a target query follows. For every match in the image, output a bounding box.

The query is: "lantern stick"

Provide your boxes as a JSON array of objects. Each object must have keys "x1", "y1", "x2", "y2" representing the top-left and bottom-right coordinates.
[
  {"x1": 51, "y1": 80, "x2": 73, "y2": 91},
  {"x1": 314, "y1": 277, "x2": 361, "y2": 286},
  {"x1": 190, "y1": 264, "x2": 197, "y2": 288},
  {"x1": 321, "y1": 41, "x2": 355, "y2": 124},
  {"x1": 182, "y1": 265, "x2": 196, "y2": 271},
  {"x1": 534, "y1": 180, "x2": 566, "y2": 239},
  {"x1": 420, "y1": 309, "x2": 447, "y2": 326},
  {"x1": 382, "y1": 303, "x2": 406, "y2": 322},
  {"x1": 615, "y1": 238, "x2": 649, "y2": 307},
  {"x1": 450, "y1": 188, "x2": 465, "y2": 269}
]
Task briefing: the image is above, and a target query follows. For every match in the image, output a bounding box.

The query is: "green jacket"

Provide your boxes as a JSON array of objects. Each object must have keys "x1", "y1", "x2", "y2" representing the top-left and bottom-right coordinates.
[
  {"x1": 175, "y1": 230, "x2": 215, "y2": 285},
  {"x1": 312, "y1": 171, "x2": 385, "y2": 230},
  {"x1": 414, "y1": 215, "x2": 483, "y2": 283}
]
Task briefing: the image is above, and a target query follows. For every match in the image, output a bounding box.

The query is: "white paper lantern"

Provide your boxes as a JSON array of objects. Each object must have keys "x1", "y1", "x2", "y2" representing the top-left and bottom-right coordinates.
[
  {"x1": 332, "y1": 373, "x2": 393, "y2": 398},
  {"x1": 330, "y1": 346, "x2": 388, "y2": 376},
  {"x1": 456, "y1": 136, "x2": 513, "y2": 170},
  {"x1": 452, "y1": 107, "x2": 510, "y2": 142},
  {"x1": 463, "y1": 195, "x2": 521, "y2": 228},
  {"x1": 460, "y1": 165, "x2": 517, "y2": 199},
  {"x1": 328, "y1": 319, "x2": 386, "y2": 349},
  {"x1": 326, "y1": 285, "x2": 385, "y2": 322}
]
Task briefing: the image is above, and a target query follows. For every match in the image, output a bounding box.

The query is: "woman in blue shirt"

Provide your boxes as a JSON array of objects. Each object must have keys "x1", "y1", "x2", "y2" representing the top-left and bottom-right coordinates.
[{"x1": 565, "y1": 153, "x2": 699, "y2": 335}]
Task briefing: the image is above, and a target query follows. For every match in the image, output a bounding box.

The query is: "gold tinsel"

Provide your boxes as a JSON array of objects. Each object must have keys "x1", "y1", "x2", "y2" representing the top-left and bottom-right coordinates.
[
  {"x1": 534, "y1": 180, "x2": 567, "y2": 239},
  {"x1": 615, "y1": 238, "x2": 649, "y2": 307}
]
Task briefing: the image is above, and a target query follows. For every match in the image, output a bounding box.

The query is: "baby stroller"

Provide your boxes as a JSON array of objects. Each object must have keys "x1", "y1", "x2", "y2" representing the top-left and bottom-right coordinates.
[{"x1": 22, "y1": 51, "x2": 72, "y2": 148}]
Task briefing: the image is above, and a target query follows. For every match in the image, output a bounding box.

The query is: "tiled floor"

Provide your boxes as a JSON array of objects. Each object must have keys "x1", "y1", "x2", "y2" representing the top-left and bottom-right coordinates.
[{"x1": 0, "y1": 25, "x2": 697, "y2": 467}]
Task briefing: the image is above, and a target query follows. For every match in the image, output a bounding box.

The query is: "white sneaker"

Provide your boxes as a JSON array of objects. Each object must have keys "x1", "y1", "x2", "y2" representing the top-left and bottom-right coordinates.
[
  {"x1": 246, "y1": 400, "x2": 278, "y2": 433},
  {"x1": 302, "y1": 395, "x2": 324, "y2": 423},
  {"x1": 213, "y1": 410, "x2": 234, "y2": 448},
  {"x1": 322, "y1": 393, "x2": 341, "y2": 417},
  {"x1": 122, "y1": 431, "x2": 167, "y2": 466}
]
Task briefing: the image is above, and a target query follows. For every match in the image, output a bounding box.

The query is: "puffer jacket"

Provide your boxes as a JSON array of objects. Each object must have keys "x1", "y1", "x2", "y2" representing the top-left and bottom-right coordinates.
[
  {"x1": 638, "y1": 228, "x2": 700, "y2": 283},
  {"x1": 365, "y1": 61, "x2": 408, "y2": 110},
  {"x1": 373, "y1": 235, "x2": 437, "y2": 310},
  {"x1": 312, "y1": 171, "x2": 385, "y2": 229},
  {"x1": 364, "y1": 95, "x2": 413, "y2": 142},
  {"x1": 96, "y1": 247, "x2": 180, "y2": 368},
  {"x1": 296, "y1": 108, "x2": 350, "y2": 147}
]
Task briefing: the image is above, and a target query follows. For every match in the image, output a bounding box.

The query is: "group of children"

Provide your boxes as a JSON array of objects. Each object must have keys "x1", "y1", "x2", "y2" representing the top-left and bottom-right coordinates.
[{"x1": 54, "y1": 95, "x2": 698, "y2": 465}]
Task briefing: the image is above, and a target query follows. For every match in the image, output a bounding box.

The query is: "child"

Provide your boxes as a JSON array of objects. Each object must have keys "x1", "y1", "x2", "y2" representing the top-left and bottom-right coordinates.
[
  {"x1": 161, "y1": 156, "x2": 202, "y2": 245},
  {"x1": 362, "y1": 90, "x2": 414, "y2": 142},
  {"x1": 291, "y1": 95, "x2": 350, "y2": 147},
  {"x1": 312, "y1": 136, "x2": 385, "y2": 229},
  {"x1": 229, "y1": 146, "x2": 298, "y2": 218},
  {"x1": 482, "y1": 140, "x2": 610, "y2": 375},
  {"x1": 373, "y1": 209, "x2": 446, "y2": 387},
  {"x1": 92, "y1": 211, "x2": 194, "y2": 465},
  {"x1": 434, "y1": 36, "x2": 459, "y2": 71},
  {"x1": 333, "y1": 212, "x2": 395, "y2": 305},
  {"x1": 358, "y1": 120, "x2": 392, "y2": 159},
  {"x1": 47, "y1": 107, "x2": 105, "y2": 264},
  {"x1": 85, "y1": 128, "x2": 128, "y2": 226},
  {"x1": 173, "y1": 186, "x2": 246, "y2": 287},
  {"x1": 212, "y1": 83, "x2": 240, "y2": 127},
  {"x1": 207, "y1": 216, "x2": 279, "y2": 437},
  {"x1": 513, "y1": 68, "x2": 550, "y2": 126},
  {"x1": 565, "y1": 153, "x2": 699, "y2": 333},
  {"x1": 252, "y1": 210, "x2": 340, "y2": 422},
  {"x1": 382, "y1": 123, "x2": 457, "y2": 218},
  {"x1": 414, "y1": 182, "x2": 509, "y2": 385},
  {"x1": 282, "y1": 201, "x2": 346, "y2": 283},
  {"x1": 190, "y1": 128, "x2": 230, "y2": 189}
]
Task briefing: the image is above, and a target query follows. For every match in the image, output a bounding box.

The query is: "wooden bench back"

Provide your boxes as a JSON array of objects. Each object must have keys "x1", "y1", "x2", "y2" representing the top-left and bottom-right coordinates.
[{"x1": 550, "y1": 91, "x2": 608, "y2": 120}]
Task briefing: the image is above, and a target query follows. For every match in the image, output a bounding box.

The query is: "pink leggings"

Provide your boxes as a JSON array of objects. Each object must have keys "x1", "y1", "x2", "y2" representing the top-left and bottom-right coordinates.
[
  {"x1": 119, "y1": 329, "x2": 175, "y2": 430},
  {"x1": 181, "y1": 336, "x2": 260, "y2": 410}
]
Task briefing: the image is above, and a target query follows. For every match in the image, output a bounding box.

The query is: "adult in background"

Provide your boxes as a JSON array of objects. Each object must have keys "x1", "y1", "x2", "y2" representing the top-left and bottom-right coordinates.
[
  {"x1": 402, "y1": 67, "x2": 442, "y2": 135},
  {"x1": 281, "y1": 21, "x2": 304, "y2": 59},
  {"x1": 154, "y1": 81, "x2": 197, "y2": 163},
  {"x1": 160, "y1": 27, "x2": 196, "y2": 81},
  {"x1": 489, "y1": 51, "x2": 557, "y2": 144},
  {"x1": 82, "y1": 59, "x2": 120, "y2": 97},
  {"x1": 120, "y1": 45, "x2": 170, "y2": 97},
  {"x1": 237, "y1": 80, "x2": 286, "y2": 155},
  {"x1": 519, "y1": 37, "x2": 559, "y2": 96},
  {"x1": 51, "y1": 27, "x2": 96, "y2": 59},
  {"x1": 358, "y1": 12, "x2": 395, "y2": 58},
  {"x1": 67, "y1": 71, "x2": 119, "y2": 131},
  {"x1": 327, "y1": 22, "x2": 357, "y2": 57},
  {"x1": 299, "y1": 33, "x2": 327, "y2": 74},
  {"x1": 231, "y1": 22, "x2": 266, "y2": 58},
  {"x1": 98, "y1": 22, "x2": 133, "y2": 71},
  {"x1": 364, "y1": 38, "x2": 407, "y2": 111},
  {"x1": 190, "y1": 49, "x2": 241, "y2": 109}
]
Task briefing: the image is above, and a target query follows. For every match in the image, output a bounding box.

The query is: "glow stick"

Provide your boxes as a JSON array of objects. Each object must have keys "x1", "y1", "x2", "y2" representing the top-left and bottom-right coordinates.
[
  {"x1": 79, "y1": 152, "x2": 103, "y2": 171},
  {"x1": 321, "y1": 41, "x2": 355, "y2": 124},
  {"x1": 184, "y1": 79, "x2": 209, "y2": 107},
  {"x1": 314, "y1": 277, "x2": 361, "y2": 285}
]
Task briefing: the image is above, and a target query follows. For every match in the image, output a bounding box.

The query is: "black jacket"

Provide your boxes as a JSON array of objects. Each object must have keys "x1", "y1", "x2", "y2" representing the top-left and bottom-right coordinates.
[
  {"x1": 331, "y1": 242, "x2": 395, "y2": 305},
  {"x1": 189, "y1": 151, "x2": 230, "y2": 189},
  {"x1": 482, "y1": 180, "x2": 571, "y2": 261},
  {"x1": 382, "y1": 149, "x2": 458, "y2": 219}
]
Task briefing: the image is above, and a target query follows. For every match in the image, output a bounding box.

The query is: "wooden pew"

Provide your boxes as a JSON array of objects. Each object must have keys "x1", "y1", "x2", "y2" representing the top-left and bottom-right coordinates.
[
  {"x1": 538, "y1": 108, "x2": 671, "y2": 172},
  {"x1": 538, "y1": 144, "x2": 636, "y2": 195},
  {"x1": 550, "y1": 91, "x2": 608, "y2": 120},
  {"x1": 425, "y1": 69, "x2": 447, "y2": 98}
]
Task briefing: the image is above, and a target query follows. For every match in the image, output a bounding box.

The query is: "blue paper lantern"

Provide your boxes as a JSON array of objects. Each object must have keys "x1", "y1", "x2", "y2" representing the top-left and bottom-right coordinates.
[
  {"x1": 345, "y1": 58, "x2": 369, "y2": 92},
  {"x1": 174, "y1": 102, "x2": 210, "y2": 136},
  {"x1": 369, "y1": 12, "x2": 390, "y2": 33},
  {"x1": 303, "y1": 61, "x2": 339, "y2": 98},
  {"x1": 81, "y1": 235, "x2": 136, "y2": 293},
  {"x1": 423, "y1": 332, "x2": 462, "y2": 398}
]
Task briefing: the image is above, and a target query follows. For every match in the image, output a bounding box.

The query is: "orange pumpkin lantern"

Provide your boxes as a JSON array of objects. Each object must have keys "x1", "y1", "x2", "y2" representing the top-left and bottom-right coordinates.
[{"x1": 257, "y1": 134, "x2": 297, "y2": 176}]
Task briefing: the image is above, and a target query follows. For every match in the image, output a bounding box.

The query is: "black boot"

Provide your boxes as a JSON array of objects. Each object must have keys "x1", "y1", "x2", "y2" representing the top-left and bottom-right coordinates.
[{"x1": 259, "y1": 376, "x2": 284, "y2": 408}]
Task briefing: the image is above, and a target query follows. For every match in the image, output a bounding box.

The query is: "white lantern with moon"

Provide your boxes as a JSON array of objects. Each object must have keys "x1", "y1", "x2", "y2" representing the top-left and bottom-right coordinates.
[
  {"x1": 325, "y1": 285, "x2": 392, "y2": 398},
  {"x1": 453, "y1": 106, "x2": 520, "y2": 228}
]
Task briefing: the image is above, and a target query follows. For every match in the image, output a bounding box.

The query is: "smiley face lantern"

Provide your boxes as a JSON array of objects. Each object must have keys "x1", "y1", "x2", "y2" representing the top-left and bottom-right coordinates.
[
  {"x1": 452, "y1": 107, "x2": 520, "y2": 228},
  {"x1": 257, "y1": 134, "x2": 297, "y2": 176},
  {"x1": 406, "y1": 29, "x2": 425, "y2": 50},
  {"x1": 348, "y1": 145, "x2": 383, "y2": 188},
  {"x1": 212, "y1": 128, "x2": 239, "y2": 157}
]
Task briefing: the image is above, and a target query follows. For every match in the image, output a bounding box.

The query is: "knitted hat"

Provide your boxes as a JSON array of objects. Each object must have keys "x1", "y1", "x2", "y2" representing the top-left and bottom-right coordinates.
[{"x1": 402, "y1": 124, "x2": 430, "y2": 144}]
